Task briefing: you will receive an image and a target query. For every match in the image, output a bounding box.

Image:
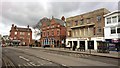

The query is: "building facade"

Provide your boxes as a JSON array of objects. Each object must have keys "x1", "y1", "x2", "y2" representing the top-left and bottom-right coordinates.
[
  {"x1": 9, "y1": 24, "x2": 32, "y2": 46},
  {"x1": 66, "y1": 8, "x2": 110, "y2": 50},
  {"x1": 40, "y1": 16, "x2": 66, "y2": 48},
  {"x1": 104, "y1": 10, "x2": 120, "y2": 51}
]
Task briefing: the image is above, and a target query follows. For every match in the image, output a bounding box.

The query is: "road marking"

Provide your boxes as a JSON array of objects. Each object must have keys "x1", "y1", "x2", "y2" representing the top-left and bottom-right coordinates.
[
  {"x1": 62, "y1": 64, "x2": 66, "y2": 66},
  {"x1": 27, "y1": 63, "x2": 32, "y2": 66},
  {"x1": 18, "y1": 64, "x2": 21, "y2": 66},
  {"x1": 23, "y1": 64, "x2": 27, "y2": 66},
  {"x1": 19, "y1": 56, "x2": 30, "y2": 62},
  {"x1": 29, "y1": 62, "x2": 36, "y2": 66}
]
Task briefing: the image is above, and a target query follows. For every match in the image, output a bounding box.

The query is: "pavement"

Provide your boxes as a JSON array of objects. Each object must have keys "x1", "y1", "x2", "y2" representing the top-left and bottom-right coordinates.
[{"x1": 31, "y1": 47, "x2": 120, "y2": 59}]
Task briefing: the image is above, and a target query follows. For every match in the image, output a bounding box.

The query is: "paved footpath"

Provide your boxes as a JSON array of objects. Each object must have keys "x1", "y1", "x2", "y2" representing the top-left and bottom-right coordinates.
[{"x1": 31, "y1": 47, "x2": 120, "y2": 59}]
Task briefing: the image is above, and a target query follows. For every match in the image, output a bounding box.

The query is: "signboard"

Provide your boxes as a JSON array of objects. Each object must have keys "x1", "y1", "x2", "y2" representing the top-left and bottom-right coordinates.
[{"x1": 112, "y1": 39, "x2": 120, "y2": 43}]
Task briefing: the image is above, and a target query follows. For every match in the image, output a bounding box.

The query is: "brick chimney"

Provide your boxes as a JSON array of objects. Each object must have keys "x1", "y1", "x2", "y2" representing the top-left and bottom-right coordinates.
[
  {"x1": 27, "y1": 25, "x2": 29, "y2": 28},
  {"x1": 61, "y1": 16, "x2": 65, "y2": 21}
]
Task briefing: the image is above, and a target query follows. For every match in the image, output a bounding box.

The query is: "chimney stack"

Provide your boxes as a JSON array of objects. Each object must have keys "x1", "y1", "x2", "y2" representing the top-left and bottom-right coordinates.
[
  {"x1": 27, "y1": 25, "x2": 29, "y2": 28},
  {"x1": 61, "y1": 16, "x2": 65, "y2": 21}
]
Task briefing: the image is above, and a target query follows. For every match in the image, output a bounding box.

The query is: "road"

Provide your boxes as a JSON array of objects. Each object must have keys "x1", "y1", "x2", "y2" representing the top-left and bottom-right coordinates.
[{"x1": 1, "y1": 47, "x2": 119, "y2": 68}]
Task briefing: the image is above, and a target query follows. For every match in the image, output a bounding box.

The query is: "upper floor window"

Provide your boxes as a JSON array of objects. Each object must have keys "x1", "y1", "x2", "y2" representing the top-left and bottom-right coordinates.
[
  {"x1": 97, "y1": 15, "x2": 101, "y2": 22},
  {"x1": 28, "y1": 33, "x2": 30, "y2": 35},
  {"x1": 15, "y1": 32, "x2": 17, "y2": 35},
  {"x1": 14, "y1": 37, "x2": 16, "y2": 39},
  {"x1": 57, "y1": 30, "x2": 60, "y2": 36},
  {"x1": 97, "y1": 27, "x2": 102, "y2": 32},
  {"x1": 68, "y1": 31, "x2": 71, "y2": 37},
  {"x1": 86, "y1": 18, "x2": 90, "y2": 24},
  {"x1": 107, "y1": 17, "x2": 111, "y2": 24},
  {"x1": 117, "y1": 27, "x2": 120, "y2": 33},
  {"x1": 111, "y1": 27, "x2": 116, "y2": 34},
  {"x1": 80, "y1": 19, "x2": 84, "y2": 25},
  {"x1": 75, "y1": 20, "x2": 78, "y2": 26},
  {"x1": 52, "y1": 30, "x2": 54, "y2": 36},
  {"x1": 47, "y1": 31, "x2": 49, "y2": 36},
  {"x1": 112, "y1": 16, "x2": 117, "y2": 23},
  {"x1": 91, "y1": 17, "x2": 94, "y2": 23},
  {"x1": 20, "y1": 32, "x2": 24, "y2": 35},
  {"x1": 44, "y1": 32, "x2": 46, "y2": 36},
  {"x1": 118, "y1": 15, "x2": 120, "y2": 22}
]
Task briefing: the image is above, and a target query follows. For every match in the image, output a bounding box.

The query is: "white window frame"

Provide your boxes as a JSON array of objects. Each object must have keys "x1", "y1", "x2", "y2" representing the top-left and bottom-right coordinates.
[{"x1": 112, "y1": 16, "x2": 117, "y2": 23}]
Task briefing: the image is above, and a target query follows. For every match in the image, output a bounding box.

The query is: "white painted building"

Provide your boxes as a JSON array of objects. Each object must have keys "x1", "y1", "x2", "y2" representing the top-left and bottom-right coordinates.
[{"x1": 104, "y1": 10, "x2": 120, "y2": 51}]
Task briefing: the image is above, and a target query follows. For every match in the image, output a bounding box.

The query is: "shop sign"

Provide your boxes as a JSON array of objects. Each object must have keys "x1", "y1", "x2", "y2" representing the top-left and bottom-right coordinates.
[{"x1": 112, "y1": 39, "x2": 120, "y2": 43}]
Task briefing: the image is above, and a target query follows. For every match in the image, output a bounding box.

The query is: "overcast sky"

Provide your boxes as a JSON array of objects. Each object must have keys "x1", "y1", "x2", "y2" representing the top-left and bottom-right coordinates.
[{"x1": 0, "y1": 0, "x2": 119, "y2": 39}]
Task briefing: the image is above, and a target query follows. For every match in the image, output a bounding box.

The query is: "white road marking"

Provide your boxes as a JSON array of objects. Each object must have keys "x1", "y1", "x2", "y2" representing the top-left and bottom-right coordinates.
[
  {"x1": 25, "y1": 49, "x2": 28, "y2": 50},
  {"x1": 62, "y1": 64, "x2": 66, "y2": 66},
  {"x1": 29, "y1": 62, "x2": 36, "y2": 66},
  {"x1": 23, "y1": 64, "x2": 27, "y2": 66},
  {"x1": 19, "y1": 56, "x2": 30, "y2": 62},
  {"x1": 27, "y1": 63, "x2": 32, "y2": 66},
  {"x1": 18, "y1": 64, "x2": 21, "y2": 66}
]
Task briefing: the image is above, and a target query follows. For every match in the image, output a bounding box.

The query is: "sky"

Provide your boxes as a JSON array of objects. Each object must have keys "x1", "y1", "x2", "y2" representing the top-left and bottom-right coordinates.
[{"x1": 0, "y1": 0, "x2": 119, "y2": 40}]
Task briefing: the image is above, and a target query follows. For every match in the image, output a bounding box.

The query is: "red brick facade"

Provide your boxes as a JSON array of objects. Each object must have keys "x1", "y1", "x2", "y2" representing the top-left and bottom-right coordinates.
[
  {"x1": 9, "y1": 24, "x2": 32, "y2": 46},
  {"x1": 40, "y1": 16, "x2": 66, "y2": 48}
]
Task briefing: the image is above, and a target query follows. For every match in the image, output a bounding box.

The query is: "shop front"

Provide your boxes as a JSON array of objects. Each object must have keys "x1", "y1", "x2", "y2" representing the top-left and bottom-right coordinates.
[{"x1": 105, "y1": 39, "x2": 120, "y2": 52}]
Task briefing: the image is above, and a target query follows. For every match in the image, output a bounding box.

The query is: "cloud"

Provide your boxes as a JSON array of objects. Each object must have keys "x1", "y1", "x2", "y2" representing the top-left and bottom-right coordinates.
[{"x1": 0, "y1": 1, "x2": 118, "y2": 39}]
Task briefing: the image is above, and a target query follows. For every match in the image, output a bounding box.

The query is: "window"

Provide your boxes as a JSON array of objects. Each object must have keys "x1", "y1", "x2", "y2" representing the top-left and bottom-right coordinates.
[
  {"x1": 91, "y1": 17, "x2": 94, "y2": 23},
  {"x1": 80, "y1": 19, "x2": 84, "y2": 25},
  {"x1": 57, "y1": 30, "x2": 60, "y2": 36},
  {"x1": 86, "y1": 18, "x2": 90, "y2": 23},
  {"x1": 14, "y1": 37, "x2": 16, "y2": 39},
  {"x1": 112, "y1": 16, "x2": 117, "y2": 23},
  {"x1": 117, "y1": 27, "x2": 120, "y2": 33},
  {"x1": 111, "y1": 27, "x2": 116, "y2": 34},
  {"x1": 15, "y1": 32, "x2": 17, "y2": 35},
  {"x1": 44, "y1": 32, "x2": 45, "y2": 36},
  {"x1": 48, "y1": 31, "x2": 49, "y2": 36},
  {"x1": 28, "y1": 33, "x2": 30, "y2": 35},
  {"x1": 97, "y1": 15, "x2": 101, "y2": 22},
  {"x1": 52, "y1": 30, "x2": 54, "y2": 36},
  {"x1": 97, "y1": 27, "x2": 101, "y2": 32},
  {"x1": 20, "y1": 32, "x2": 24, "y2": 35},
  {"x1": 68, "y1": 31, "x2": 71, "y2": 37},
  {"x1": 75, "y1": 20, "x2": 78, "y2": 26},
  {"x1": 107, "y1": 18, "x2": 111, "y2": 24},
  {"x1": 118, "y1": 15, "x2": 120, "y2": 22}
]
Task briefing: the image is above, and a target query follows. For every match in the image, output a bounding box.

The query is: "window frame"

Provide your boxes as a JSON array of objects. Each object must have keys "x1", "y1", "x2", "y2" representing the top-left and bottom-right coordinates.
[
  {"x1": 117, "y1": 27, "x2": 120, "y2": 33},
  {"x1": 111, "y1": 27, "x2": 116, "y2": 34},
  {"x1": 107, "y1": 17, "x2": 111, "y2": 24},
  {"x1": 112, "y1": 16, "x2": 117, "y2": 23}
]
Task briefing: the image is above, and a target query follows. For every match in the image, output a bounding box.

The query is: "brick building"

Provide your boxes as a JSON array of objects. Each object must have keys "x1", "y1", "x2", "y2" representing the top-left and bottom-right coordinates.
[
  {"x1": 9, "y1": 24, "x2": 32, "y2": 46},
  {"x1": 40, "y1": 16, "x2": 66, "y2": 48},
  {"x1": 66, "y1": 8, "x2": 110, "y2": 51}
]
